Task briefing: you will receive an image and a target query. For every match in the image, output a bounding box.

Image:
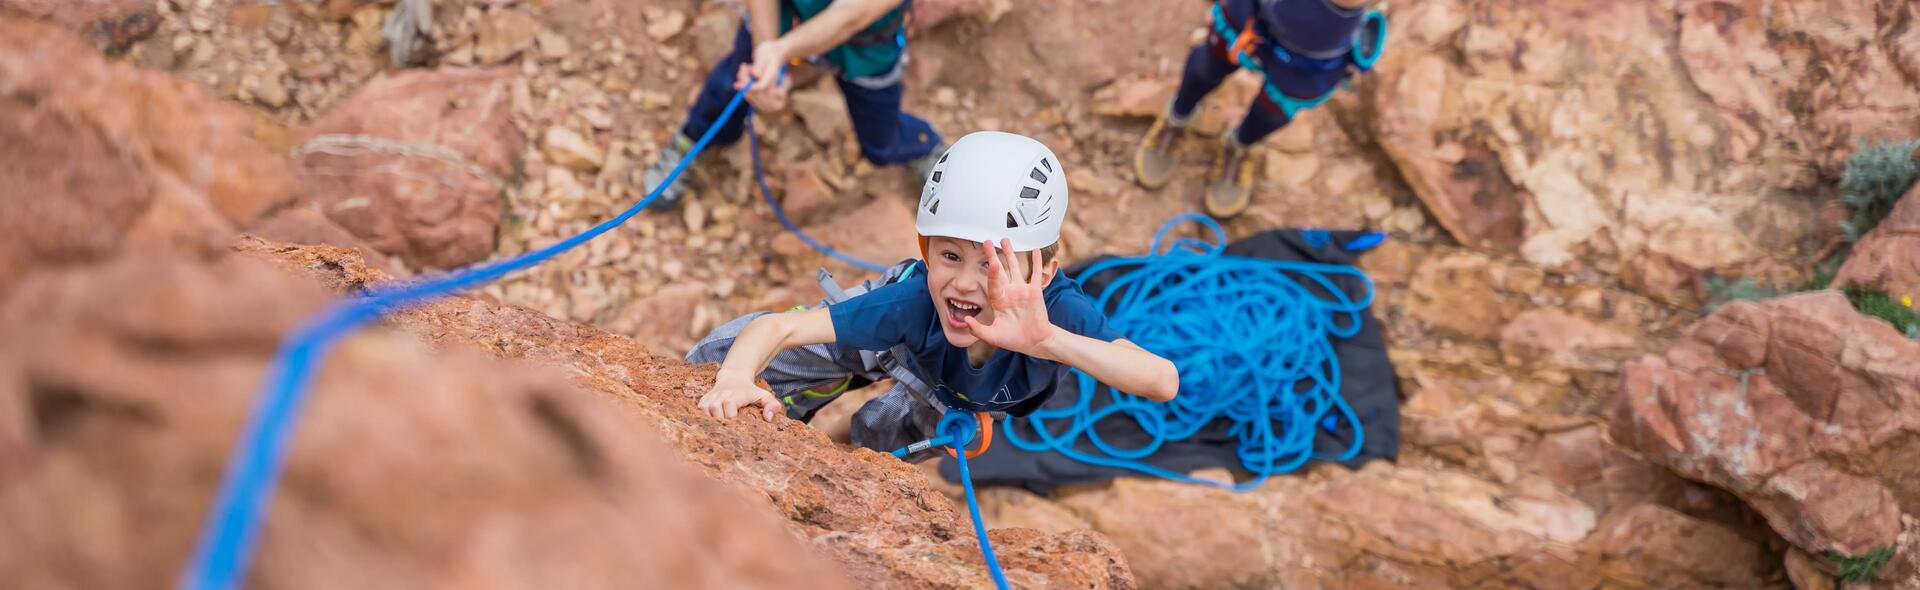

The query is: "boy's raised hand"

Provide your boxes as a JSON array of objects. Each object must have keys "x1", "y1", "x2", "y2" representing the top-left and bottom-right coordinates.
[
  {"x1": 962, "y1": 239, "x2": 1061, "y2": 355},
  {"x1": 698, "y1": 373, "x2": 783, "y2": 422}
]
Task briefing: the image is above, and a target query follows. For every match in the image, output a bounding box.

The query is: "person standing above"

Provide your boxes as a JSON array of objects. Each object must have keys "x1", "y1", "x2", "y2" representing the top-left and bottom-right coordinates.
[
  {"x1": 642, "y1": 0, "x2": 946, "y2": 207},
  {"x1": 1134, "y1": 0, "x2": 1387, "y2": 219}
]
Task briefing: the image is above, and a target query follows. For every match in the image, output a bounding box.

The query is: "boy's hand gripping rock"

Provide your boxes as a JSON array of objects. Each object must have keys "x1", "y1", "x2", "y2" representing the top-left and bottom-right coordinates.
[{"x1": 698, "y1": 373, "x2": 783, "y2": 422}]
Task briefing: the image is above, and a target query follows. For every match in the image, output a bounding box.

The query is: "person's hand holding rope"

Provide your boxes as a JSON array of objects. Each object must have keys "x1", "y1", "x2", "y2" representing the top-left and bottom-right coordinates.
[{"x1": 736, "y1": 41, "x2": 793, "y2": 112}]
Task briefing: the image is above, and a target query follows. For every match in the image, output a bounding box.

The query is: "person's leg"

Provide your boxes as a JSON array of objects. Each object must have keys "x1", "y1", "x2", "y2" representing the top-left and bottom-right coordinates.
[
  {"x1": 686, "y1": 311, "x2": 871, "y2": 422},
  {"x1": 1171, "y1": 42, "x2": 1240, "y2": 121},
  {"x1": 1136, "y1": 42, "x2": 1240, "y2": 189},
  {"x1": 643, "y1": 23, "x2": 754, "y2": 206},
  {"x1": 1201, "y1": 93, "x2": 1287, "y2": 219},
  {"x1": 836, "y1": 76, "x2": 943, "y2": 175},
  {"x1": 679, "y1": 23, "x2": 755, "y2": 147},
  {"x1": 1233, "y1": 93, "x2": 1292, "y2": 146}
]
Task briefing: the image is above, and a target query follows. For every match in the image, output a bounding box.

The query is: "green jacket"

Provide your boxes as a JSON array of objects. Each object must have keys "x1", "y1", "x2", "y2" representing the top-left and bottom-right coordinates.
[{"x1": 780, "y1": 0, "x2": 906, "y2": 80}]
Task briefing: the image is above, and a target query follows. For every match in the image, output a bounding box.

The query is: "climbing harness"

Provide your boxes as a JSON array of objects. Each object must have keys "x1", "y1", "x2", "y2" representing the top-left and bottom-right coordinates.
[
  {"x1": 890, "y1": 410, "x2": 993, "y2": 459},
  {"x1": 781, "y1": 0, "x2": 913, "y2": 88},
  {"x1": 1210, "y1": 1, "x2": 1388, "y2": 119},
  {"x1": 842, "y1": 0, "x2": 913, "y2": 49},
  {"x1": 1000, "y1": 214, "x2": 1377, "y2": 491},
  {"x1": 179, "y1": 79, "x2": 762, "y2": 590}
]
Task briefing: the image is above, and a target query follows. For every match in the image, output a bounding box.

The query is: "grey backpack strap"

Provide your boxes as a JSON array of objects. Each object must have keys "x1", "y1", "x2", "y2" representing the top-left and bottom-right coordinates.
[
  {"x1": 817, "y1": 261, "x2": 919, "y2": 376},
  {"x1": 812, "y1": 261, "x2": 943, "y2": 413},
  {"x1": 877, "y1": 346, "x2": 945, "y2": 412},
  {"x1": 816, "y1": 267, "x2": 855, "y2": 305}
]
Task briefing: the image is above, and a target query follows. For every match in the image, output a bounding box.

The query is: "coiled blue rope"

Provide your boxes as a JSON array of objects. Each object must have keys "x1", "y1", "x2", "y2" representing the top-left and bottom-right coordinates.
[
  {"x1": 745, "y1": 101, "x2": 890, "y2": 273},
  {"x1": 1001, "y1": 214, "x2": 1374, "y2": 491},
  {"x1": 178, "y1": 81, "x2": 760, "y2": 590}
]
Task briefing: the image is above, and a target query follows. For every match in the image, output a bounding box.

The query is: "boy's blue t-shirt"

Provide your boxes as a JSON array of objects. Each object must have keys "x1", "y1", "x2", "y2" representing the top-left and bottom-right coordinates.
[{"x1": 828, "y1": 271, "x2": 1122, "y2": 415}]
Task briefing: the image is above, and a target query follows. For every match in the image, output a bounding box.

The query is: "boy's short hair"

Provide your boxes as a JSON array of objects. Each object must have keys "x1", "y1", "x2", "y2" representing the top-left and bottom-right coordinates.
[{"x1": 917, "y1": 236, "x2": 1062, "y2": 276}]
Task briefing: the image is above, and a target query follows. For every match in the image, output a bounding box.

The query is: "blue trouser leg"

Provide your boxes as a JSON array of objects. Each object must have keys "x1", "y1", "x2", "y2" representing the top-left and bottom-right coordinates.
[
  {"x1": 1171, "y1": 43, "x2": 1237, "y2": 120},
  {"x1": 679, "y1": 24, "x2": 754, "y2": 147},
  {"x1": 836, "y1": 76, "x2": 942, "y2": 166},
  {"x1": 1171, "y1": 41, "x2": 1295, "y2": 146},
  {"x1": 1233, "y1": 97, "x2": 1290, "y2": 145}
]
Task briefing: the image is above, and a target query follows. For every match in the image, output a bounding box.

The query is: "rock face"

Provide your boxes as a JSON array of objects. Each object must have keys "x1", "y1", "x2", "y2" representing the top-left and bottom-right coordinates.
[
  {"x1": 0, "y1": 17, "x2": 1133, "y2": 585},
  {"x1": 0, "y1": 0, "x2": 157, "y2": 51},
  {"x1": 0, "y1": 249, "x2": 851, "y2": 590},
  {"x1": 1613, "y1": 292, "x2": 1920, "y2": 558},
  {"x1": 294, "y1": 67, "x2": 522, "y2": 270},
  {"x1": 251, "y1": 240, "x2": 1137, "y2": 590},
  {"x1": 1368, "y1": 0, "x2": 1920, "y2": 304},
  {"x1": 1835, "y1": 186, "x2": 1920, "y2": 300},
  {"x1": 0, "y1": 19, "x2": 299, "y2": 291},
  {"x1": 772, "y1": 195, "x2": 922, "y2": 279},
  {"x1": 981, "y1": 461, "x2": 1774, "y2": 589},
  {"x1": 250, "y1": 206, "x2": 405, "y2": 276}
]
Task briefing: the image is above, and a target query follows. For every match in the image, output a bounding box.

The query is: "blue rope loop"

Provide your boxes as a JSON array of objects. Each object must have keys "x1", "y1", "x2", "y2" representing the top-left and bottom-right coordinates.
[
  {"x1": 178, "y1": 80, "x2": 763, "y2": 590},
  {"x1": 746, "y1": 115, "x2": 890, "y2": 273},
  {"x1": 1000, "y1": 215, "x2": 1375, "y2": 492},
  {"x1": 941, "y1": 409, "x2": 1011, "y2": 590},
  {"x1": 738, "y1": 63, "x2": 890, "y2": 274}
]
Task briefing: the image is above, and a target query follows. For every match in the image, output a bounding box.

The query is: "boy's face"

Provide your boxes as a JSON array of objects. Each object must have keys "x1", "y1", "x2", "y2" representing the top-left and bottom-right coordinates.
[{"x1": 924, "y1": 236, "x2": 1034, "y2": 347}]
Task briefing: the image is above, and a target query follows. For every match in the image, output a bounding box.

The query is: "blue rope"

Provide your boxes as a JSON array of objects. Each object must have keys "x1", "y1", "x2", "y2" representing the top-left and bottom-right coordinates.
[
  {"x1": 938, "y1": 410, "x2": 1011, "y2": 590},
  {"x1": 744, "y1": 102, "x2": 890, "y2": 273},
  {"x1": 178, "y1": 81, "x2": 761, "y2": 590},
  {"x1": 1000, "y1": 213, "x2": 1374, "y2": 492}
]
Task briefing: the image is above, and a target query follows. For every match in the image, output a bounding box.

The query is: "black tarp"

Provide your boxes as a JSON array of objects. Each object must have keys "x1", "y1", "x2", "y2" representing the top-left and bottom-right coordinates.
[{"x1": 938, "y1": 229, "x2": 1401, "y2": 494}]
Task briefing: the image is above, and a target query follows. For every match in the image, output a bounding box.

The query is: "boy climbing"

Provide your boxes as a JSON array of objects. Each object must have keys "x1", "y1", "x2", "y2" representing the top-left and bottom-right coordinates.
[
  {"x1": 1134, "y1": 0, "x2": 1387, "y2": 219},
  {"x1": 688, "y1": 132, "x2": 1179, "y2": 459},
  {"x1": 642, "y1": 0, "x2": 945, "y2": 207}
]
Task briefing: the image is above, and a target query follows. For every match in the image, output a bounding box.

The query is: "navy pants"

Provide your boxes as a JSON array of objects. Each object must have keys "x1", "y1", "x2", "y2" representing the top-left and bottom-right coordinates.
[
  {"x1": 681, "y1": 25, "x2": 941, "y2": 165},
  {"x1": 1172, "y1": 0, "x2": 1352, "y2": 146}
]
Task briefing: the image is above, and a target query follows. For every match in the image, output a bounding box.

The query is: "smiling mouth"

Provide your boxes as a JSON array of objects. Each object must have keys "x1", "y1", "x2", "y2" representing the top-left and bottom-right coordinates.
[{"x1": 946, "y1": 299, "x2": 982, "y2": 328}]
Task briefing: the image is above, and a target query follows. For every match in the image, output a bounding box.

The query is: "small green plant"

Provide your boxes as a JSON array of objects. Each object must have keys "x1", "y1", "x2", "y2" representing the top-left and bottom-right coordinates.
[
  {"x1": 1829, "y1": 545, "x2": 1897, "y2": 583},
  {"x1": 1807, "y1": 255, "x2": 1848, "y2": 291},
  {"x1": 1838, "y1": 138, "x2": 1920, "y2": 240},
  {"x1": 1845, "y1": 289, "x2": 1920, "y2": 338},
  {"x1": 1704, "y1": 277, "x2": 1792, "y2": 311}
]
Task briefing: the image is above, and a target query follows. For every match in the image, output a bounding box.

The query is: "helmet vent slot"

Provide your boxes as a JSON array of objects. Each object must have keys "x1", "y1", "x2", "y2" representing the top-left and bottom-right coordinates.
[
  {"x1": 1019, "y1": 186, "x2": 1041, "y2": 199},
  {"x1": 1005, "y1": 213, "x2": 1019, "y2": 228},
  {"x1": 1029, "y1": 168, "x2": 1047, "y2": 183}
]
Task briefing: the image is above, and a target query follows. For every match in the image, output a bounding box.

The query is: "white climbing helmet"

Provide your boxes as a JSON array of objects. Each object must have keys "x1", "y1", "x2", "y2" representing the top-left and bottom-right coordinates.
[{"x1": 916, "y1": 131, "x2": 1069, "y2": 252}]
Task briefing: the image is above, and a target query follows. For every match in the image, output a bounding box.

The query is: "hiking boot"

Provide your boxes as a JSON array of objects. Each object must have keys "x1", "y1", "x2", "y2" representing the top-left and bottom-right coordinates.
[
  {"x1": 1132, "y1": 107, "x2": 1190, "y2": 190},
  {"x1": 641, "y1": 132, "x2": 696, "y2": 208},
  {"x1": 908, "y1": 139, "x2": 950, "y2": 183},
  {"x1": 1203, "y1": 129, "x2": 1257, "y2": 219}
]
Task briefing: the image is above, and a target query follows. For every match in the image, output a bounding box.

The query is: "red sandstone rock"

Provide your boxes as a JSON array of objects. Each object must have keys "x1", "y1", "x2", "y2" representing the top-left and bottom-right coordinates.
[
  {"x1": 295, "y1": 68, "x2": 523, "y2": 270},
  {"x1": 1614, "y1": 292, "x2": 1920, "y2": 557}
]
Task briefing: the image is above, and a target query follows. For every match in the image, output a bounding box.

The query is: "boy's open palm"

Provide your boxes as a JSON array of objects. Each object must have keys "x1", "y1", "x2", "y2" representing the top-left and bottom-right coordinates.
[{"x1": 962, "y1": 239, "x2": 1059, "y2": 354}]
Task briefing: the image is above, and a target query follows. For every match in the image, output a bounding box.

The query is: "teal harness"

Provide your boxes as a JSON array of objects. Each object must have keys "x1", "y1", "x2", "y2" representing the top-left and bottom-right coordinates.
[{"x1": 1210, "y1": 3, "x2": 1388, "y2": 118}]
